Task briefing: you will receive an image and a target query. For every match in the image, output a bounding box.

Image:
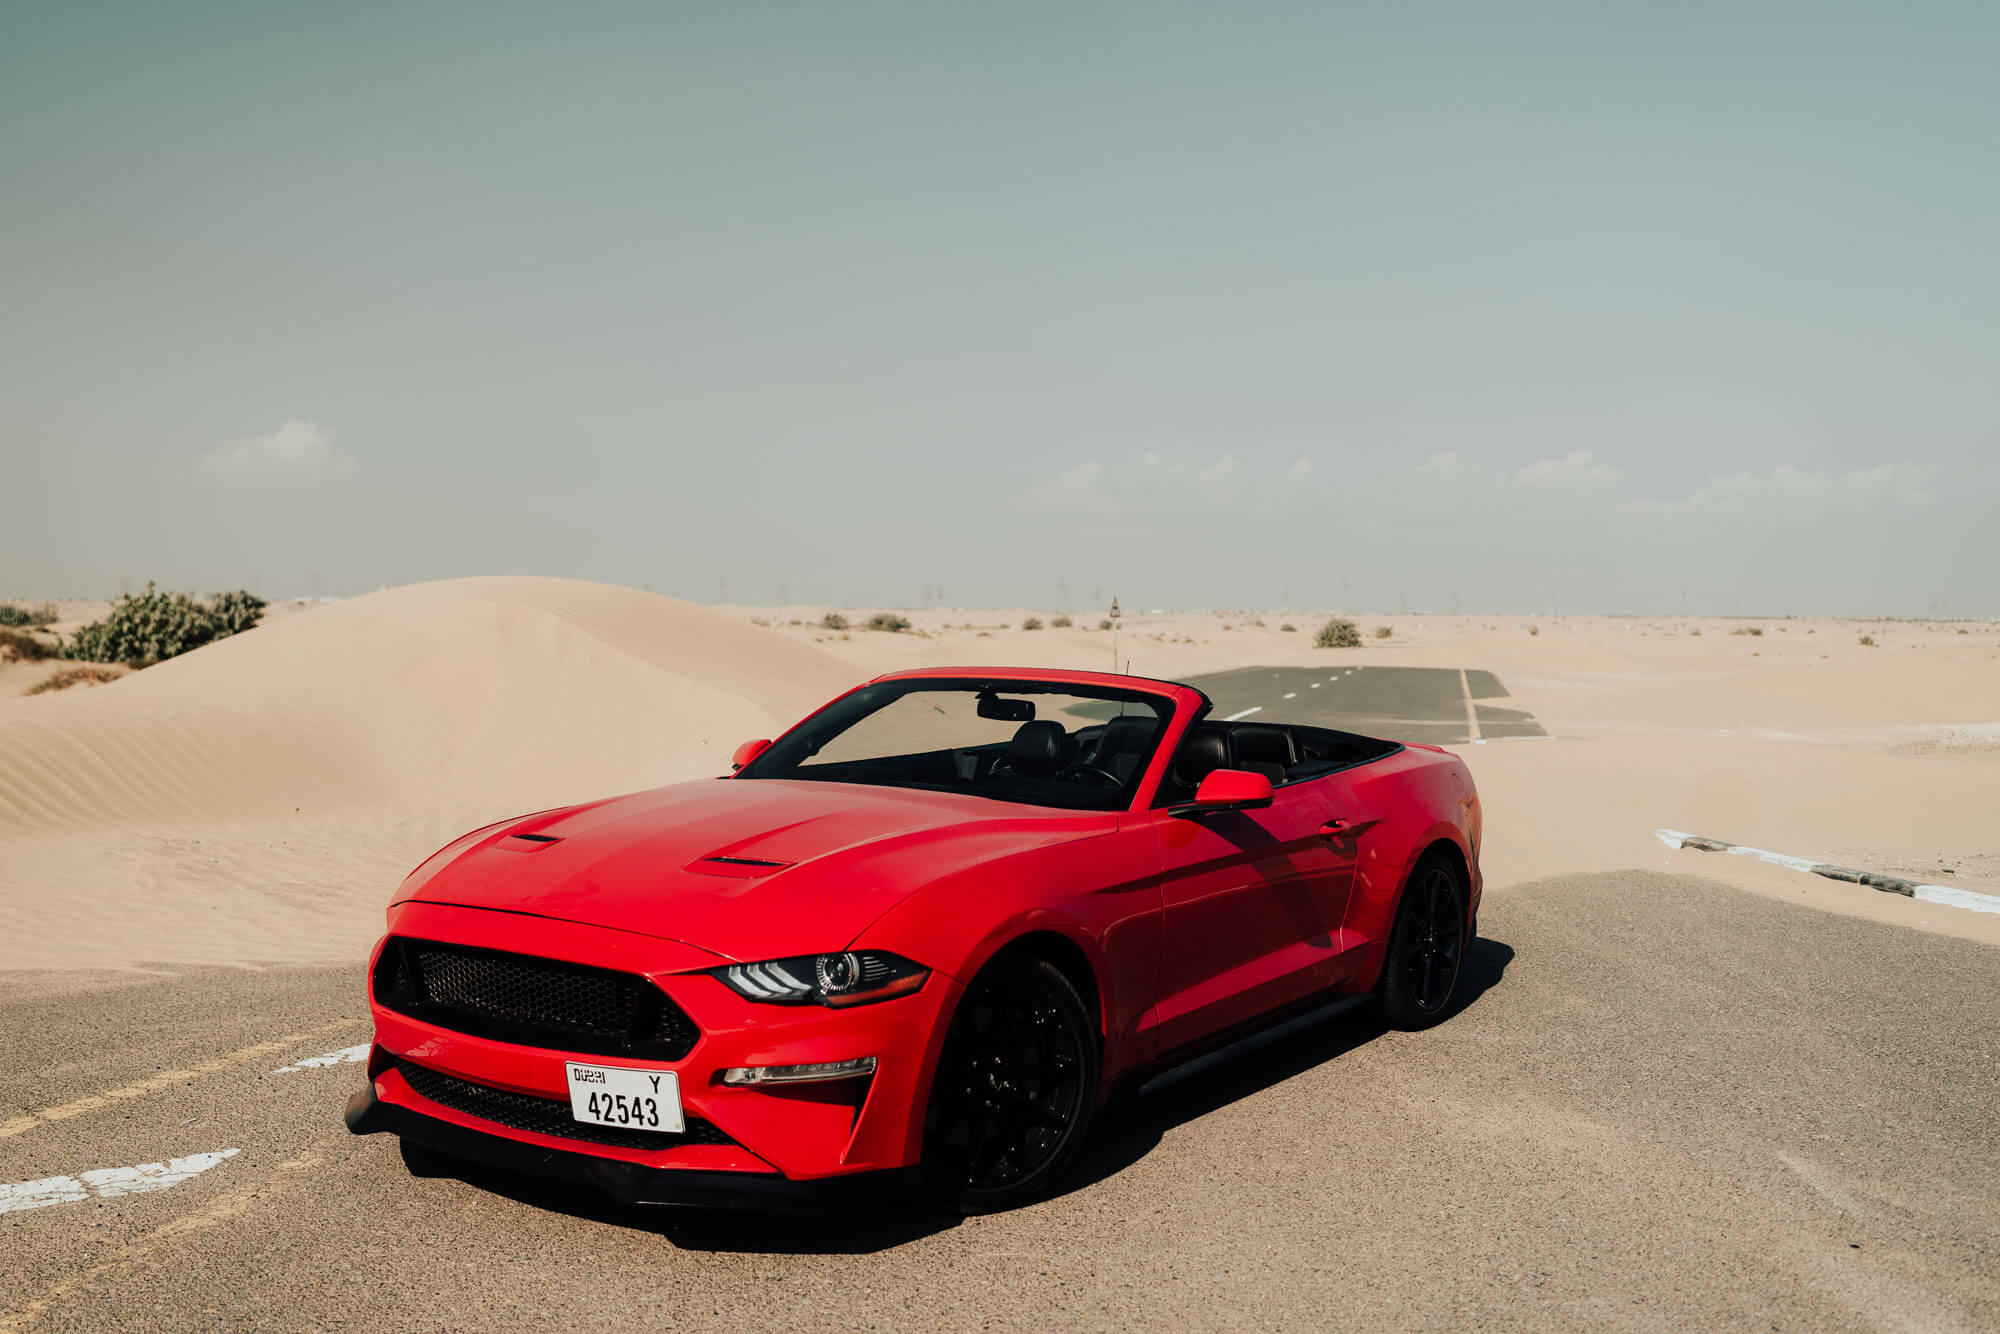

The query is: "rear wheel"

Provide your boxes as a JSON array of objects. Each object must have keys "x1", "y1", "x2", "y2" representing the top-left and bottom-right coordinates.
[
  {"x1": 921, "y1": 958, "x2": 1098, "y2": 1213},
  {"x1": 1380, "y1": 853, "x2": 1469, "y2": 1029}
]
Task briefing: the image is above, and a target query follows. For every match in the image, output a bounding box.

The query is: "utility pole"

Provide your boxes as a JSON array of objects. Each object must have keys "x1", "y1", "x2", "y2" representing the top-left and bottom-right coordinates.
[{"x1": 1108, "y1": 597, "x2": 1121, "y2": 673}]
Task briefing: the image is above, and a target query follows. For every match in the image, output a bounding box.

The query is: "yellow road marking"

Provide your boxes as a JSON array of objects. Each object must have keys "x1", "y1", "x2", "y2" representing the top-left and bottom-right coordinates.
[
  {"x1": 1458, "y1": 667, "x2": 1482, "y2": 743},
  {"x1": 0, "y1": 1019, "x2": 361, "y2": 1140},
  {"x1": 0, "y1": 1146, "x2": 333, "y2": 1332}
]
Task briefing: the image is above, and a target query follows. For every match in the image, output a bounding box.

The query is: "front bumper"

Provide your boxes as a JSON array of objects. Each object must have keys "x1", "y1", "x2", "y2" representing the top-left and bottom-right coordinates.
[
  {"x1": 345, "y1": 1087, "x2": 919, "y2": 1211},
  {"x1": 356, "y1": 903, "x2": 959, "y2": 1199}
]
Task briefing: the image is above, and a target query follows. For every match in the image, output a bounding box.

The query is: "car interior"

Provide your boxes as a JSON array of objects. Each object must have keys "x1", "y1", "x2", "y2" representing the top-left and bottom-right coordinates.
[{"x1": 1150, "y1": 720, "x2": 1403, "y2": 806}]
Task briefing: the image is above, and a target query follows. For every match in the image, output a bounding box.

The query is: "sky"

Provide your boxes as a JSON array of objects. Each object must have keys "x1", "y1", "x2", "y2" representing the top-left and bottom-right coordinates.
[{"x1": 4, "y1": 2, "x2": 1995, "y2": 616}]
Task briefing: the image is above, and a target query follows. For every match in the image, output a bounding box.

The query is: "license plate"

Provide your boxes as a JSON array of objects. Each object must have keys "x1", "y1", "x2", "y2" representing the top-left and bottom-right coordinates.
[{"x1": 563, "y1": 1062, "x2": 684, "y2": 1134}]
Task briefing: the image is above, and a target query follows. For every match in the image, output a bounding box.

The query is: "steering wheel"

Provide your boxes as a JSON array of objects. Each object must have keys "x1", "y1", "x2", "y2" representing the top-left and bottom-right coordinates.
[{"x1": 1055, "y1": 764, "x2": 1123, "y2": 789}]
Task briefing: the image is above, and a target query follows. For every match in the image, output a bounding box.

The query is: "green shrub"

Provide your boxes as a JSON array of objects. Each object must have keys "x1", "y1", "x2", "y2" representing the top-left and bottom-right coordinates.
[
  {"x1": 1314, "y1": 617, "x2": 1361, "y2": 649},
  {"x1": 1373, "y1": 625, "x2": 1392, "y2": 639},
  {"x1": 1022, "y1": 617, "x2": 1044, "y2": 631},
  {"x1": 1859, "y1": 634, "x2": 1877, "y2": 647},
  {"x1": 1051, "y1": 615, "x2": 1072, "y2": 628},
  {"x1": 1098, "y1": 618, "x2": 1113, "y2": 631},
  {"x1": 865, "y1": 612, "x2": 911, "y2": 633},
  {"x1": 64, "y1": 584, "x2": 266, "y2": 667},
  {"x1": 0, "y1": 602, "x2": 57, "y2": 629},
  {"x1": 0, "y1": 628, "x2": 54, "y2": 662},
  {"x1": 1730, "y1": 626, "x2": 1763, "y2": 637},
  {"x1": 1280, "y1": 623, "x2": 1296, "y2": 632},
  {"x1": 819, "y1": 612, "x2": 849, "y2": 631}
]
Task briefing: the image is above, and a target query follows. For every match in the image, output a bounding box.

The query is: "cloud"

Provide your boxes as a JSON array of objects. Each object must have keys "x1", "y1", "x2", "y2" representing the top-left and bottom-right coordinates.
[
  {"x1": 194, "y1": 420, "x2": 355, "y2": 489},
  {"x1": 1514, "y1": 450, "x2": 1618, "y2": 490},
  {"x1": 1628, "y1": 462, "x2": 1938, "y2": 519},
  {"x1": 1284, "y1": 456, "x2": 1314, "y2": 485},
  {"x1": 1197, "y1": 452, "x2": 1241, "y2": 498},
  {"x1": 1036, "y1": 460, "x2": 1113, "y2": 512},
  {"x1": 1415, "y1": 450, "x2": 1475, "y2": 481}
]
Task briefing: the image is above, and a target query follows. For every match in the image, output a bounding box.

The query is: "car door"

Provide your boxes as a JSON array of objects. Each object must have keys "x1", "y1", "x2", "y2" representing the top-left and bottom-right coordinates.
[{"x1": 1148, "y1": 772, "x2": 1360, "y2": 1054}]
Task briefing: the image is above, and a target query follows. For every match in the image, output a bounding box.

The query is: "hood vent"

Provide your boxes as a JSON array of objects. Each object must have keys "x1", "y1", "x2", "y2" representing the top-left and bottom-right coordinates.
[
  {"x1": 500, "y1": 833, "x2": 562, "y2": 853},
  {"x1": 686, "y1": 855, "x2": 793, "y2": 880}
]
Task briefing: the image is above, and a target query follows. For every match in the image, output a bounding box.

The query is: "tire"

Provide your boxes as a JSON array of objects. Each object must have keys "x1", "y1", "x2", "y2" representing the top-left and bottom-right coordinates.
[
  {"x1": 1379, "y1": 852, "x2": 1470, "y2": 1030},
  {"x1": 921, "y1": 958, "x2": 1099, "y2": 1213}
]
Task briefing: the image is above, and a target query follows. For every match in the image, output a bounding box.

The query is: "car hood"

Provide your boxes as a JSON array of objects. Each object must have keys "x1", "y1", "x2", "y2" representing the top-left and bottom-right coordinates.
[{"x1": 396, "y1": 777, "x2": 1118, "y2": 963}]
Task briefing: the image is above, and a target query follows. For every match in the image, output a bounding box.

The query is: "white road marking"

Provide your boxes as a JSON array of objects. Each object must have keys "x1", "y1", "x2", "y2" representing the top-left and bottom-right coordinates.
[
  {"x1": 1655, "y1": 829, "x2": 2000, "y2": 914},
  {"x1": 271, "y1": 1044, "x2": 369, "y2": 1074},
  {"x1": 1282, "y1": 692, "x2": 1296, "y2": 700},
  {"x1": 1309, "y1": 682, "x2": 1320, "y2": 688},
  {"x1": 1457, "y1": 667, "x2": 1482, "y2": 743},
  {"x1": 1221, "y1": 706, "x2": 1263, "y2": 721},
  {"x1": 0, "y1": 1150, "x2": 238, "y2": 1216}
]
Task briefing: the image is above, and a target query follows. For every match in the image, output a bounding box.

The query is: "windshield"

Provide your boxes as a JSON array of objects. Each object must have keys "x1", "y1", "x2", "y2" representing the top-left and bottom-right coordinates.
[{"x1": 737, "y1": 678, "x2": 1173, "y2": 811}]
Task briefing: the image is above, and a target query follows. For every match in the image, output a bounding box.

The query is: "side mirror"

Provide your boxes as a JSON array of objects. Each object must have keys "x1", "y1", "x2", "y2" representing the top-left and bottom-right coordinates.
[
  {"x1": 1171, "y1": 768, "x2": 1275, "y2": 816},
  {"x1": 731, "y1": 738, "x2": 772, "y2": 772}
]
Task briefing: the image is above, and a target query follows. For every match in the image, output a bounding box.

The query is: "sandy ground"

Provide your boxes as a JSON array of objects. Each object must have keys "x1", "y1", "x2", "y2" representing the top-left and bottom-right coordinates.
[
  {"x1": 2, "y1": 580, "x2": 1996, "y2": 967},
  {"x1": 3, "y1": 875, "x2": 1995, "y2": 1331}
]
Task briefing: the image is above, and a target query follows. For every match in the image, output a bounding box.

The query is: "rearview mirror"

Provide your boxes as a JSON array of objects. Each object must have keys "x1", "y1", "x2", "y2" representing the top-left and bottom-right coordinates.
[
  {"x1": 1171, "y1": 768, "x2": 1274, "y2": 816},
  {"x1": 976, "y1": 694, "x2": 1036, "y2": 722},
  {"x1": 731, "y1": 738, "x2": 772, "y2": 771}
]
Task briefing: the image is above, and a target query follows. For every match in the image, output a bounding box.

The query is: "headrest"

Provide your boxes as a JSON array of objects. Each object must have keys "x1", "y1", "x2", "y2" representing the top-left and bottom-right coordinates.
[
  {"x1": 1173, "y1": 725, "x2": 1232, "y2": 786},
  {"x1": 1007, "y1": 719, "x2": 1066, "y2": 778},
  {"x1": 1233, "y1": 723, "x2": 1296, "y2": 769}
]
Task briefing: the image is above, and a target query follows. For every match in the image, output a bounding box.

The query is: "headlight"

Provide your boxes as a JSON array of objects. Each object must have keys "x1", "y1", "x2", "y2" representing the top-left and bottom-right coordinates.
[{"x1": 712, "y1": 951, "x2": 929, "y2": 1007}]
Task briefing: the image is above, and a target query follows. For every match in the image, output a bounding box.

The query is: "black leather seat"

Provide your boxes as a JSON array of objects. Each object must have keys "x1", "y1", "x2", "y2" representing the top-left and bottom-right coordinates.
[
  {"x1": 1172, "y1": 724, "x2": 1233, "y2": 789},
  {"x1": 1232, "y1": 724, "x2": 1295, "y2": 784},
  {"x1": 1087, "y1": 715, "x2": 1159, "y2": 784},
  {"x1": 999, "y1": 719, "x2": 1066, "y2": 780}
]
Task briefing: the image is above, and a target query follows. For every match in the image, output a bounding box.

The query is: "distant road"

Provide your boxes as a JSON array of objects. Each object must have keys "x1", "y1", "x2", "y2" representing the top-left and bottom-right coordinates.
[
  {"x1": 1183, "y1": 664, "x2": 1547, "y2": 744},
  {"x1": 4, "y1": 872, "x2": 1996, "y2": 1330}
]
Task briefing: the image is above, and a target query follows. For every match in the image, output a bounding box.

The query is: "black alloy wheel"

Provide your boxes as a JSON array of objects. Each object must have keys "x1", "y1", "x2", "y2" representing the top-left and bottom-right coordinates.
[
  {"x1": 921, "y1": 958, "x2": 1098, "y2": 1213},
  {"x1": 1379, "y1": 854, "x2": 1469, "y2": 1030}
]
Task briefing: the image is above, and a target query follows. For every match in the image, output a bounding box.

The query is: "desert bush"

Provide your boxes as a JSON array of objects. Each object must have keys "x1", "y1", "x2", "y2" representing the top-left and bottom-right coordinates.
[
  {"x1": 1022, "y1": 617, "x2": 1044, "y2": 631},
  {"x1": 64, "y1": 584, "x2": 265, "y2": 666},
  {"x1": 1859, "y1": 634, "x2": 1877, "y2": 647},
  {"x1": 0, "y1": 602, "x2": 57, "y2": 629},
  {"x1": 819, "y1": 612, "x2": 849, "y2": 631},
  {"x1": 0, "y1": 628, "x2": 54, "y2": 662},
  {"x1": 865, "y1": 612, "x2": 911, "y2": 633},
  {"x1": 1314, "y1": 617, "x2": 1361, "y2": 649},
  {"x1": 1528, "y1": 625, "x2": 1540, "y2": 637},
  {"x1": 1098, "y1": 619, "x2": 1113, "y2": 630},
  {"x1": 1372, "y1": 625, "x2": 1392, "y2": 639},
  {"x1": 1280, "y1": 623, "x2": 1296, "y2": 632},
  {"x1": 1241, "y1": 616, "x2": 1265, "y2": 628},
  {"x1": 25, "y1": 665, "x2": 121, "y2": 695},
  {"x1": 1730, "y1": 626, "x2": 1763, "y2": 637},
  {"x1": 1051, "y1": 615, "x2": 1072, "y2": 628}
]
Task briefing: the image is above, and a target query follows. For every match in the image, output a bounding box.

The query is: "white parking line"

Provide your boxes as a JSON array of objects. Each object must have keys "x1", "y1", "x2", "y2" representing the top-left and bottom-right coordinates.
[
  {"x1": 1283, "y1": 692, "x2": 1296, "y2": 700},
  {"x1": 1309, "y1": 682, "x2": 1320, "y2": 688},
  {"x1": 0, "y1": 1150, "x2": 239, "y2": 1216},
  {"x1": 271, "y1": 1044, "x2": 369, "y2": 1074},
  {"x1": 1221, "y1": 706, "x2": 1263, "y2": 721}
]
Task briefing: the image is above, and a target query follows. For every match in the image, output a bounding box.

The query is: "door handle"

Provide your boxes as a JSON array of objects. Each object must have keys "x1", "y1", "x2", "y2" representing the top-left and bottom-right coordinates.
[{"x1": 1318, "y1": 818, "x2": 1371, "y2": 840}]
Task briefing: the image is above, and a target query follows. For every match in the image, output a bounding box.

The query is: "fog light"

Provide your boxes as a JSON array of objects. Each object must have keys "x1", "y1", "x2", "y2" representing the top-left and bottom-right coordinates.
[{"x1": 720, "y1": 1057, "x2": 877, "y2": 1087}]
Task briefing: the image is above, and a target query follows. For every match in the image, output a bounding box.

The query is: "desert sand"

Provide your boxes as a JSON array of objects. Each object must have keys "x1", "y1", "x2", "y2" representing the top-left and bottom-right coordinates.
[{"x1": 2, "y1": 577, "x2": 1996, "y2": 968}]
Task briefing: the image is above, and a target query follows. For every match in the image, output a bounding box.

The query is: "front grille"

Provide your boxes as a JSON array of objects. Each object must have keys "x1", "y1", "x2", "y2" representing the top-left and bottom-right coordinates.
[
  {"x1": 373, "y1": 938, "x2": 699, "y2": 1059},
  {"x1": 395, "y1": 1059, "x2": 732, "y2": 1151}
]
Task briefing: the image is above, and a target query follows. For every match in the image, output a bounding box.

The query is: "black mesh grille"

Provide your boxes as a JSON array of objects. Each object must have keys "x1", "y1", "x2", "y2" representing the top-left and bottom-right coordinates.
[
  {"x1": 374, "y1": 939, "x2": 699, "y2": 1060},
  {"x1": 395, "y1": 1059, "x2": 733, "y2": 1151}
]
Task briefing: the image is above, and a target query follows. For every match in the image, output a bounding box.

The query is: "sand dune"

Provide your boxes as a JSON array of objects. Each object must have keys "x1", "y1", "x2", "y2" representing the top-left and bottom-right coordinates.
[{"x1": 0, "y1": 578, "x2": 850, "y2": 838}]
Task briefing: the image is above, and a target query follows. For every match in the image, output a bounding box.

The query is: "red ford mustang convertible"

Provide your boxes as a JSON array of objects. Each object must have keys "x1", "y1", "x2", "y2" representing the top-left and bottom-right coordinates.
[{"x1": 347, "y1": 666, "x2": 1482, "y2": 1211}]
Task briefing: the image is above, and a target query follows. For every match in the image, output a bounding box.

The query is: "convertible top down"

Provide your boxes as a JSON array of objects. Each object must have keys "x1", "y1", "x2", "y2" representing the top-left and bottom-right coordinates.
[{"x1": 347, "y1": 665, "x2": 1483, "y2": 1211}]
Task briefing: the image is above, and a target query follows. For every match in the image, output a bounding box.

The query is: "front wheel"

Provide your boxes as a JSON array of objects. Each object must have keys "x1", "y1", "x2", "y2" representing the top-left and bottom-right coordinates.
[
  {"x1": 1379, "y1": 854, "x2": 1469, "y2": 1030},
  {"x1": 921, "y1": 958, "x2": 1098, "y2": 1213}
]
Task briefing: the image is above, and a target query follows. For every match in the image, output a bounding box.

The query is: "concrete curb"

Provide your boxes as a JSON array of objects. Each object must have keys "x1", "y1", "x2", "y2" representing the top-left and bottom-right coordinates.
[{"x1": 1654, "y1": 828, "x2": 2000, "y2": 915}]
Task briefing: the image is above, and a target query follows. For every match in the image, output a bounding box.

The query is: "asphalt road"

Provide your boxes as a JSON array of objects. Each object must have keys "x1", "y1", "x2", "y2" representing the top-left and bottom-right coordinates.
[
  {"x1": 3, "y1": 873, "x2": 1996, "y2": 1331},
  {"x1": 1181, "y1": 666, "x2": 1547, "y2": 744}
]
